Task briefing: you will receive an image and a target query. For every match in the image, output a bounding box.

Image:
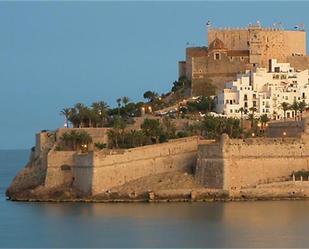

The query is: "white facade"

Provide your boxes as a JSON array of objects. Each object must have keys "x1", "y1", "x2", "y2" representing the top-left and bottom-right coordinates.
[{"x1": 216, "y1": 59, "x2": 309, "y2": 119}]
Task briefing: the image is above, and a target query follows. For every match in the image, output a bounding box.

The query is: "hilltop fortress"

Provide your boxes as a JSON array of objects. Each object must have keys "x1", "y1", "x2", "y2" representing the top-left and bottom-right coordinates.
[
  {"x1": 179, "y1": 22, "x2": 309, "y2": 96},
  {"x1": 6, "y1": 119, "x2": 309, "y2": 201},
  {"x1": 6, "y1": 21, "x2": 309, "y2": 202}
]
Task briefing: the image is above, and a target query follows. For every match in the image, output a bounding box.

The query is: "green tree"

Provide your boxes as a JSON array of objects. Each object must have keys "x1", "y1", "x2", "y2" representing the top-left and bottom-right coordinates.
[
  {"x1": 60, "y1": 108, "x2": 71, "y2": 128},
  {"x1": 143, "y1": 91, "x2": 158, "y2": 102},
  {"x1": 161, "y1": 116, "x2": 176, "y2": 139},
  {"x1": 122, "y1": 96, "x2": 130, "y2": 106},
  {"x1": 116, "y1": 98, "x2": 122, "y2": 116},
  {"x1": 141, "y1": 118, "x2": 162, "y2": 143},
  {"x1": 290, "y1": 101, "x2": 299, "y2": 120},
  {"x1": 249, "y1": 107, "x2": 257, "y2": 128},
  {"x1": 298, "y1": 101, "x2": 307, "y2": 119},
  {"x1": 91, "y1": 101, "x2": 109, "y2": 127},
  {"x1": 238, "y1": 107, "x2": 245, "y2": 130},
  {"x1": 281, "y1": 102, "x2": 290, "y2": 120}
]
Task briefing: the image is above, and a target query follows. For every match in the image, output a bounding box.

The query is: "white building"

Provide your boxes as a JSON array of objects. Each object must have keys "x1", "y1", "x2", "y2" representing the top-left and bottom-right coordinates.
[{"x1": 216, "y1": 59, "x2": 309, "y2": 119}]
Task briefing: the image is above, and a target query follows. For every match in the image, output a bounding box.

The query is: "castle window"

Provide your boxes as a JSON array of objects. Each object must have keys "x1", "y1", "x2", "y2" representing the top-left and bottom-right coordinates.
[
  {"x1": 230, "y1": 109, "x2": 233, "y2": 113},
  {"x1": 214, "y1": 53, "x2": 221, "y2": 60}
]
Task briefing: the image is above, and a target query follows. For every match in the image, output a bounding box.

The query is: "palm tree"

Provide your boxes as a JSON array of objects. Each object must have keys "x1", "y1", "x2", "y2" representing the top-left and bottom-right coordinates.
[
  {"x1": 238, "y1": 107, "x2": 245, "y2": 130},
  {"x1": 122, "y1": 96, "x2": 130, "y2": 106},
  {"x1": 91, "y1": 101, "x2": 109, "y2": 127},
  {"x1": 60, "y1": 108, "x2": 71, "y2": 128},
  {"x1": 281, "y1": 102, "x2": 290, "y2": 120},
  {"x1": 249, "y1": 107, "x2": 257, "y2": 128},
  {"x1": 298, "y1": 101, "x2": 307, "y2": 120},
  {"x1": 116, "y1": 98, "x2": 122, "y2": 116},
  {"x1": 260, "y1": 114, "x2": 269, "y2": 134},
  {"x1": 290, "y1": 101, "x2": 299, "y2": 120},
  {"x1": 74, "y1": 103, "x2": 87, "y2": 127},
  {"x1": 143, "y1": 91, "x2": 158, "y2": 102},
  {"x1": 122, "y1": 96, "x2": 130, "y2": 117}
]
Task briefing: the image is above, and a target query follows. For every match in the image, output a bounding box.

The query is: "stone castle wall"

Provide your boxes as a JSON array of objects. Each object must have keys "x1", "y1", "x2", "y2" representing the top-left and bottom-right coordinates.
[
  {"x1": 208, "y1": 28, "x2": 306, "y2": 66},
  {"x1": 56, "y1": 128, "x2": 110, "y2": 145},
  {"x1": 184, "y1": 27, "x2": 309, "y2": 96},
  {"x1": 43, "y1": 136, "x2": 206, "y2": 195},
  {"x1": 195, "y1": 134, "x2": 309, "y2": 194},
  {"x1": 267, "y1": 120, "x2": 304, "y2": 138}
]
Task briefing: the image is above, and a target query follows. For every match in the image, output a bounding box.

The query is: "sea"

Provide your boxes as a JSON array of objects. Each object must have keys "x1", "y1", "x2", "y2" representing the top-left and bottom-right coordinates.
[{"x1": 1, "y1": 150, "x2": 309, "y2": 248}]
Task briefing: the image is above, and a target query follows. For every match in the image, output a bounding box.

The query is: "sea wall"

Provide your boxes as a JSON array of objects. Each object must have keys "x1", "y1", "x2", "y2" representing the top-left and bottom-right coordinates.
[
  {"x1": 196, "y1": 134, "x2": 309, "y2": 194},
  {"x1": 45, "y1": 151, "x2": 76, "y2": 188},
  {"x1": 89, "y1": 136, "x2": 201, "y2": 195},
  {"x1": 44, "y1": 136, "x2": 206, "y2": 195}
]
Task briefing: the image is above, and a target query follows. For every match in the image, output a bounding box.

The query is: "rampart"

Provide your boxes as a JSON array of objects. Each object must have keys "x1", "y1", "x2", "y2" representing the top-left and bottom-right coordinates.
[
  {"x1": 44, "y1": 136, "x2": 207, "y2": 195},
  {"x1": 195, "y1": 134, "x2": 309, "y2": 195}
]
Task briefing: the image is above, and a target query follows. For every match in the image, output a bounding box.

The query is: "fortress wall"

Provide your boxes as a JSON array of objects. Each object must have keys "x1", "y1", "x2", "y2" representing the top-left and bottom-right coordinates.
[
  {"x1": 267, "y1": 120, "x2": 304, "y2": 138},
  {"x1": 90, "y1": 137, "x2": 201, "y2": 195},
  {"x1": 35, "y1": 131, "x2": 55, "y2": 158},
  {"x1": 196, "y1": 135, "x2": 309, "y2": 193},
  {"x1": 45, "y1": 151, "x2": 76, "y2": 188},
  {"x1": 56, "y1": 128, "x2": 110, "y2": 145},
  {"x1": 284, "y1": 31, "x2": 306, "y2": 56},
  {"x1": 72, "y1": 153, "x2": 94, "y2": 195},
  {"x1": 208, "y1": 29, "x2": 249, "y2": 50},
  {"x1": 287, "y1": 56, "x2": 309, "y2": 71}
]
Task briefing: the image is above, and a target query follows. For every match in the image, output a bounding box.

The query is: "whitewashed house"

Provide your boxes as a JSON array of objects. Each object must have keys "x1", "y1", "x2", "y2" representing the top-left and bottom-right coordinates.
[{"x1": 215, "y1": 59, "x2": 309, "y2": 119}]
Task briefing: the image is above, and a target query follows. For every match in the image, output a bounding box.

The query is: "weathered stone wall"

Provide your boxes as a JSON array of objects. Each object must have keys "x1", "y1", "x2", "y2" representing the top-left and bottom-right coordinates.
[
  {"x1": 56, "y1": 128, "x2": 110, "y2": 146},
  {"x1": 35, "y1": 131, "x2": 56, "y2": 158},
  {"x1": 45, "y1": 151, "x2": 76, "y2": 188},
  {"x1": 267, "y1": 120, "x2": 304, "y2": 138},
  {"x1": 208, "y1": 28, "x2": 306, "y2": 67},
  {"x1": 89, "y1": 136, "x2": 201, "y2": 195},
  {"x1": 196, "y1": 134, "x2": 309, "y2": 194},
  {"x1": 43, "y1": 136, "x2": 210, "y2": 195}
]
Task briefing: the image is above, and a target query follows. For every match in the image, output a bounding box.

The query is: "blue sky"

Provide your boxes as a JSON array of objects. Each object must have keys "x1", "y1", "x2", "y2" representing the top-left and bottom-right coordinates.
[{"x1": 1, "y1": 1, "x2": 309, "y2": 149}]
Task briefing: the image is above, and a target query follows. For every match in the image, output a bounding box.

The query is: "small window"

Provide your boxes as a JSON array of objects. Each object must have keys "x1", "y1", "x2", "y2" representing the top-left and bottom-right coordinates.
[{"x1": 214, "y1": 53, "x2": 220, "y2": 60}]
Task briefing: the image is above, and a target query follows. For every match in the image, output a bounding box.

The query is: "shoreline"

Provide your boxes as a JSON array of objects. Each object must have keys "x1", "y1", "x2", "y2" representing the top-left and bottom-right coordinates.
[{"x1": 6, "y1": 186, "x2": 309, "y2": 203}]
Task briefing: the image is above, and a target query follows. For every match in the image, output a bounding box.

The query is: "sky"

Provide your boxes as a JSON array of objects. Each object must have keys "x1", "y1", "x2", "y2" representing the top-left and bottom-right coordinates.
[{"x1": 1, "y1": 1, "x2": 309, "y2": 149}]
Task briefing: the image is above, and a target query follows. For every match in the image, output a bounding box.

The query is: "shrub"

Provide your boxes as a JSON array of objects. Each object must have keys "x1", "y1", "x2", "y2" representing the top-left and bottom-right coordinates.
[
  {"x1": 292, "y1": 170, "x2": 309, "y2": 179},
  {"x1": 159, "y1": 134, "x2": 168, "y2": 143},
  {"x1": 94, "y1": 142, "x2": 107, "y2": 150},
  {"x1": 55, "y1": 145, "x2": 63, "y2": 151},
  {"x1": 177, "y1": 131, "x2": 191, "y2": 138}
]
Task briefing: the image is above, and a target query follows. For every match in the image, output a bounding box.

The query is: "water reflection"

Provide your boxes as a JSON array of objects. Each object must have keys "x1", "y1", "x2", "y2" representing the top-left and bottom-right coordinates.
[
  {"x1": 2, "y1": 151, "x2": 309, "y2": 247},
  {"x1": 2, "y1": 201, "x2": 307, "y2": 248}
]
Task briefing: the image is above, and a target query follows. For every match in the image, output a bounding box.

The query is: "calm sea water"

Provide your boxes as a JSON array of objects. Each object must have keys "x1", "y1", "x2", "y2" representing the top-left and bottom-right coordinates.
[{"x1": 1, "y1": 150, "x2": 309, "y2": 248}]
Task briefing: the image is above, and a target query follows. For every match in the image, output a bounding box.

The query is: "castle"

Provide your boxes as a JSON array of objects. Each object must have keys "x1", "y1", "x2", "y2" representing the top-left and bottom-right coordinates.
[{"x1": 179, "y1": 22, "x2": 309, "y2": 96}]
